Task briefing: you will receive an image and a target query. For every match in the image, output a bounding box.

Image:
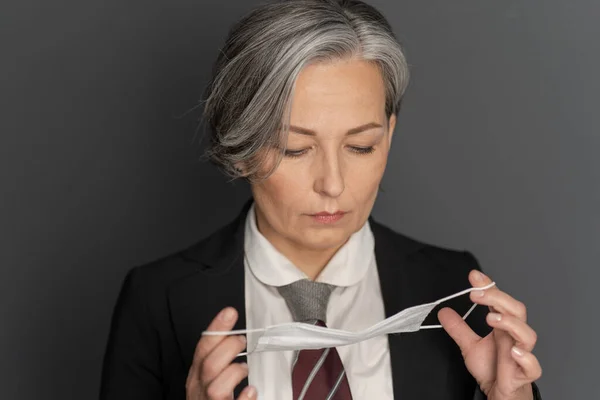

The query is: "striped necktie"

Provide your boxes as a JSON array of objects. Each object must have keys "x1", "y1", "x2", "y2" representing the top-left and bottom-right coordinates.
[{"x1": 277, "y1": 279, "x2": 353, "y2": 400}]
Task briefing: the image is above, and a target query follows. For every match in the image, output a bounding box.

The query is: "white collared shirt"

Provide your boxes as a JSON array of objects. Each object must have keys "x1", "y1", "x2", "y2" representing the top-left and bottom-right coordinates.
[{"x1": 243, "y1": 203, "x2": 394, "y2": 400}]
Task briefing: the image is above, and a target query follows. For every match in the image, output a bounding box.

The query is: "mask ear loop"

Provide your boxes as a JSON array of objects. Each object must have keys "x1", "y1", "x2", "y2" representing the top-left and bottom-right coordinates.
[
  {"x1": 202, "y1": 327, "x2": 268, "y2": 358},
  {"x1": 202, "y1": 327, "x2": 266, "y2": 336},
  {"x1": 419, "y1": 281, "x2": 496, "y2": 329}
]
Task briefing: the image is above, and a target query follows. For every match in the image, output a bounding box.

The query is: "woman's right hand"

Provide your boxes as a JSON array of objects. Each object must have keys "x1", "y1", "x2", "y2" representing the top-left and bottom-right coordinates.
[{"x1": 186, "y1": 307, "x2": 257, "y2": 400}]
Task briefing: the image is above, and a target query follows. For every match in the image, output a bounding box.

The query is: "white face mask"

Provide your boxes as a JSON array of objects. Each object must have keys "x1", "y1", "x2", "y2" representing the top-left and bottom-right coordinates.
[{"x1": 203, "y1": 282, "x2": 496, "y2": 356}]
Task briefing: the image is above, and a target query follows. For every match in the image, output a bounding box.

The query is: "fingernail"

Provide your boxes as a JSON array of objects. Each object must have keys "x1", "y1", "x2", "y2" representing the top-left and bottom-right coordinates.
[
  {"x1": 240, "y1": 362, "x2": 248, "y2": 370},
  {"x1": 246, "y1": 385, "x2": 256, "y2": 398},
  {"x1": 512, "y1": 346, "x2": 524, "y2": 357},
  {"x1": 238, "y1": 335, "x2": 247, "y2": 345},
  {"x1": 474, "y1": 289, "x2": 485, "y2": 297},
  {"x1": 474, "y1": 271, "x2": 483, "y2": 282},
  {"x1": 221, "y1": 308, "x2": 235, "y2": 322},
  {"x1": 488, "y1": 312, "x2": 502, "y2": 322}
]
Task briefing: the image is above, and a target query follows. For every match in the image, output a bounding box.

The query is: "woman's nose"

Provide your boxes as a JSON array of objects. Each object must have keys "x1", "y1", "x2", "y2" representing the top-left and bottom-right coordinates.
[{"x1": 313, "y1": 152, "x2": 345, "y2": 198}]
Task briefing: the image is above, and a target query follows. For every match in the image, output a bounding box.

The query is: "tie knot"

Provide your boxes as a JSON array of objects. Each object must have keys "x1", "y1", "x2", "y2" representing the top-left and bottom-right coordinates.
[{"x1": 277, "y1": 279, "x2": 335, "y2": 323}]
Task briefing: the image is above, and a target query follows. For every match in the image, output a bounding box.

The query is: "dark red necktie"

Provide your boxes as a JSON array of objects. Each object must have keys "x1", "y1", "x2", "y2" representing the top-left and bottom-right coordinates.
[
  {"x1": 277, "y1": 280, "x2": 353, "y2": 400},
  {"x1": 291, "y1": 320, "x2": 353, "y2": 400}
]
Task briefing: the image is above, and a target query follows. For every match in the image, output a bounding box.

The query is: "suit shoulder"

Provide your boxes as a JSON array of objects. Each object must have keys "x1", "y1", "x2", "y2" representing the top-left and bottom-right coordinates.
[
  {"x1": 371, "y1": 218, "x2": 480, "y2": 271},
  {"x1": 127, "y1": 208, "x2": 243, "y2": 287}
]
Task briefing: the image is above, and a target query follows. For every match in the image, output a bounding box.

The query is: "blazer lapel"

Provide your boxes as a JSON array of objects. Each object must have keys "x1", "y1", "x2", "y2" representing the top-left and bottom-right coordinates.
[
  {"x1": 167, "y1": 199, "x2": 253, "y2": 396},
  {"x1": 370, "y1": 216, "x2": 427, "y2": 400}
]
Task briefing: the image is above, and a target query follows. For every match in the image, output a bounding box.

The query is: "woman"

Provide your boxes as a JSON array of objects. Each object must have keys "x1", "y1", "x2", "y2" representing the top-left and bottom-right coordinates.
[{"x1": 99, "y1": 1, "x2": 542, "y2": 399}]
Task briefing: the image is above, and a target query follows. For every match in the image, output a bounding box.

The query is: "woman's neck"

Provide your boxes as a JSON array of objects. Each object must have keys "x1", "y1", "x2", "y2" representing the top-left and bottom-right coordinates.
[{"x1": 254, "y1": 208, "x2": 345, "y2": 281}]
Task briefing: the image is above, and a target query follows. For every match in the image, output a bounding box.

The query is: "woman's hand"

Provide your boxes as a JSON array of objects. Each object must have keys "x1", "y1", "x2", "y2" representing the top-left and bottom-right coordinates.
[
  {"x1": 438, "y1": 270, "x2": 542, "y2": 400},
  {"x1": 186, "y1": 307, "x2": 257, "y2": 400}
]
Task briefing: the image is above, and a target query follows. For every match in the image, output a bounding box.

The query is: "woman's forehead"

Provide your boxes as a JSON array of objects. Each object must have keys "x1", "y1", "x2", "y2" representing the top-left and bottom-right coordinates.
[
  {"x1": 289, "y1": 60, "x2": 387, "y2": 125},
  {"x1": 294, "y1": 59, "x2": 385, "y2": 100}
]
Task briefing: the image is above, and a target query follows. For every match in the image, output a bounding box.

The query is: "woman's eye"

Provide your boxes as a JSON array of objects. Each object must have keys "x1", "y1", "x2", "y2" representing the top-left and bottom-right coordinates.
[
  {"x1": 349, "y1": 146, "x2": 375, "y2": 155},
  {"x1": 284, "y1": 148, "x2": 308, "y2": 158}
]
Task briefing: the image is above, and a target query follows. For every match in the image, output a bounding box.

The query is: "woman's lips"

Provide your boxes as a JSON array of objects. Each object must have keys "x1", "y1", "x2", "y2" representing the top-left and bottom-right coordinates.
[{"x1": 309, "y1": 211, "x2": 347, "y2": 224}]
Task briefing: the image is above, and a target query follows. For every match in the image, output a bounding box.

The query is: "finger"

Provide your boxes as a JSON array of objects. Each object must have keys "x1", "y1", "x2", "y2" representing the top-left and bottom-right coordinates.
[
  {"x1": 485, "y1": 313, "x2": 538, "y2": 352},
  {"x1": 437, "y1": 307, "x2": 481, "y2": 357},
  {"x1": 205, "y1": 362, "x2": 250, "y2": 400},
  {"x1": 468, "y1": 270, "x2": 501, "y2": 315},
  {"x1": 493, "y1": 323, "x2": 520, "y2": 394},
  {"x1": 510, "y1": 347, "x2": 543, "y2": 385},
  {"x1": 468, "y1": 270, "x2": 527, "y2": 322},
  {"x1": 200, "y1": 334, "x2": 247, "y2": 384},
  {"x1": 187, "y1": 307, "x2": 238, "y2": 386},
  {"x1": 198, "y1": 307, "x2": 239, "y2": 359},
  {"x1": 470, "y1": 287, "x2": 528, "y2": 322},
  {"x1": 469, "y1": 269, "x2": 494, "y2": 289},
  {"x1": 236, "y1": 385, "x2": 258, "y2": 400}
]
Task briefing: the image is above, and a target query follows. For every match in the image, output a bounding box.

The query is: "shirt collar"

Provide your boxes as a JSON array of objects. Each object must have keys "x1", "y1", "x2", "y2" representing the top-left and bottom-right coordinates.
[{"x1": 243, "y1": 202, "x2": 375, "y2": 287}]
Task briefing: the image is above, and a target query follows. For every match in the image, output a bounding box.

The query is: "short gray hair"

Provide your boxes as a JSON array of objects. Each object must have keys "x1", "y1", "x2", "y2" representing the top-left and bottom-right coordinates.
[{"x1": 201, "y1": 0, "x2": 410, "y2": 182}]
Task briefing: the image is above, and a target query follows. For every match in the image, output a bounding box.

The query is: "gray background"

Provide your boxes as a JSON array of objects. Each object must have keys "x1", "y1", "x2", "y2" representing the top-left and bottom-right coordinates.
[{"x1": 1, "y1": 0, "x2": 597, "y2": 398}]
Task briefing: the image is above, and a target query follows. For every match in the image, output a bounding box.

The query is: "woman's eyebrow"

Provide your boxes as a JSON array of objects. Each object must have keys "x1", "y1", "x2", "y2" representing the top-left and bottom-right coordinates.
[{"x1": 288, "y1": 122, "x2": 384, "y2": 136}]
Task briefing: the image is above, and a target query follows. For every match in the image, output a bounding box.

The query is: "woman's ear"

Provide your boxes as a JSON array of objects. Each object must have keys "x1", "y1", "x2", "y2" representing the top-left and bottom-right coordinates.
[
  {"x1": 387, "y1": 114, "x2": 397, "y2": 146},
  {"x1": 233, "y1": 161, "x2": 247, "y2": 177}
]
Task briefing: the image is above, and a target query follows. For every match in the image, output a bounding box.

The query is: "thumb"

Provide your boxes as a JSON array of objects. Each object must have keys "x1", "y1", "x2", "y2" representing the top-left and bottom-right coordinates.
[{"x1": 438, "y1": 307, "x2": 481, "y2": 356}]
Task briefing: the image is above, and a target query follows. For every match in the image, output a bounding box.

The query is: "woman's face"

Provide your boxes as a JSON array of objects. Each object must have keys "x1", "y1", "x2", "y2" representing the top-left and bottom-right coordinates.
[{"x1": 251, "y1": 57, "x2": 397, "y2": 252}]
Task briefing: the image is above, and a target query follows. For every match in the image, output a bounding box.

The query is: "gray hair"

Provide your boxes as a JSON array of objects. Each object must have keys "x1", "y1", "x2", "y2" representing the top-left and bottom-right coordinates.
[{"x1": 201, "y1": 0, "x2": 410, "y2": 182}]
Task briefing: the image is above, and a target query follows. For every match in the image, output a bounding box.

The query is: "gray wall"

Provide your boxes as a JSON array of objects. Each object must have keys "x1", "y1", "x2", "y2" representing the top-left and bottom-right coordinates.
[{"x1": 1, "y1": 0, "x2": 597, "y2": 398}]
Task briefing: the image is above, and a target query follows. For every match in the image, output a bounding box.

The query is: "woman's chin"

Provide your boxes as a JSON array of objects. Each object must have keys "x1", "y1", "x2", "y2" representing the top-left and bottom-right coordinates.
[{"x1": 298, "y1": 228, "x2": 352, "y2": 251}]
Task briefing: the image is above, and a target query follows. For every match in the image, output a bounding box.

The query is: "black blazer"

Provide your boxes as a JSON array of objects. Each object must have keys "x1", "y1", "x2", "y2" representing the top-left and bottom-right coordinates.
[{"x1": 100, "y1": 199, "x2": 541, "y2": 399}]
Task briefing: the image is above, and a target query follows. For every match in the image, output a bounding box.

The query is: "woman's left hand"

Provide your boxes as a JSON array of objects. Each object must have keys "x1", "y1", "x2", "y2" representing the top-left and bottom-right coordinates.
[{"x1": 438, "y1": 270, "x2": 542, "y2": 400}]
